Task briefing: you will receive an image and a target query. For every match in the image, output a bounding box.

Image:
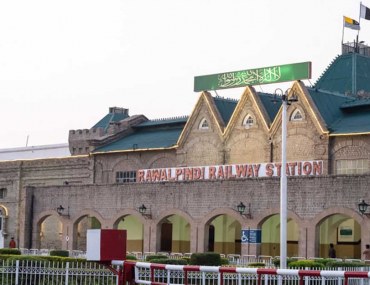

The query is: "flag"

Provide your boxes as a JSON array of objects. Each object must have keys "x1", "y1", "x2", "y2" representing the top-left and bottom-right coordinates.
[
  {"x1": 360, "y1": 4, "x2": 370, "y2": 20},
  {"x1": 344, "y1": 16, "x2": 360, "y2": 30}
]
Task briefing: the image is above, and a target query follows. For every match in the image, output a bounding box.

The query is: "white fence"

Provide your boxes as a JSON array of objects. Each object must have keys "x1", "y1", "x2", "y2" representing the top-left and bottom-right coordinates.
[
  {"x1": 0, "y1": 260, "x2": 117, "y2": 285},
  {"x1": 131, "y1": 261, "x2": 370, "y2": 285},
  {"x1": 2, "y1": 259, "x2": 370, "y2": 285}
]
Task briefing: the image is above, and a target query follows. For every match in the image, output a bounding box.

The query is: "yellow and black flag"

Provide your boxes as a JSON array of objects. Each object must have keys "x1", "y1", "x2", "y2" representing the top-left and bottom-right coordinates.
[{"x1": 344, "y1": 16, "x2": 360, "y2": 30}]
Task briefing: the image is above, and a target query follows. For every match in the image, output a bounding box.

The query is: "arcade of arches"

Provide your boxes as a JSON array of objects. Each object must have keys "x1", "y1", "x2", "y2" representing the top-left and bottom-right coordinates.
[{"x1": 35, "y1": 208, "x2": 365, "y2": 259}]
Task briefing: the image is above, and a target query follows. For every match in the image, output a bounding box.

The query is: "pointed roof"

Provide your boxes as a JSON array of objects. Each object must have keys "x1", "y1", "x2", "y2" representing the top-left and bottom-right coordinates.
[
  {"x1": 314, "y1": 53, "x2": 370, "y2": 95},
  {"x1": 92, "y1": 107, "x2": 129, "y2": 131}
]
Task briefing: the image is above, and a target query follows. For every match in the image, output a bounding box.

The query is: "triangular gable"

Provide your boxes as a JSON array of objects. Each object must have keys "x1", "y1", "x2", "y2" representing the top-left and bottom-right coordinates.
[
  {"x1": 269, "y1": 81, "x2": 329, "y2": 137},
  {"x1": 177, "y1": 91, "x2": 225, "y2": 147},
  {"x1": 223, "y1": 86, "x2": 273, "y2": 139}
]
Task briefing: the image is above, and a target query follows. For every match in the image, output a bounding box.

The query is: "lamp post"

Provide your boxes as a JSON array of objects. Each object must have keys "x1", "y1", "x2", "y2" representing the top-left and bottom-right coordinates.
[{"x1": 274, "y1": 88, "x2": 297, "y2": 269}]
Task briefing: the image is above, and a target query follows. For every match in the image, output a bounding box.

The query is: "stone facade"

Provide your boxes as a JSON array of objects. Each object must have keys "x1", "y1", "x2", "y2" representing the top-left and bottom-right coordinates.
[{"x1": 0, "y1": 79, "x2": 370, "y2": 258}]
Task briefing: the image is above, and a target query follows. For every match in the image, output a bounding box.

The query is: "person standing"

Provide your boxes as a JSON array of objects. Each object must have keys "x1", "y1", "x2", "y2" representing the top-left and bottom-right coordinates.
[
  {"x1": 328, "y1": 243, "x2": 336, "y2": 258},
  {"x1": 9, "y1": 237, "x2": 16, "y2": 248},
  {"x1": 363, "y1": 244, "x2": 370, "y2": 262}
]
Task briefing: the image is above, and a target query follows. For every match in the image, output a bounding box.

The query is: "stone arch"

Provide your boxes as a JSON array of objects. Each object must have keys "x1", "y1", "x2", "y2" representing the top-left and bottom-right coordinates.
[
  {"x1": 0, "y1": 205, "x2": 9, "y2": 217},
  {"x1": 147, "y1": 153, "x2": 176, "y2": 169},
  {"x1": 312, "y1": 207, "x2": 362, "y2": 226},
  {"x1": 254, "y1": 207, "x2": 303, "y2": 227},
  {"x1": 199, "y1": 207, "x2": 244, "y2": 255},
  {"x1": 309, "y1": 207, "x2": 363, "y2": 258},
  {"x1": 72, "y1": 209, "x2": 105, "y2": 251},
  {"x1": 154, "y1": 208, "x2": 195, "y2": 254},
  {"x1": 110, "y1": 208, "x2": 147, "y2": 228},
  {"x1": 34, "y1": 210, "x2": 64, "y2": 250},
  {"x1": 110, "y1": 209, "x2": 147, "y2": 253},
  {"x1": 254, "y1": 208, "x2": 303, "y2": 257},
  {"x1": 111, "y1": 157, "x2": 142, "y2": 172},
  {"x1": 331, "y1": 139, "x2": 370, "y2": 156},
  {"x1": 200, "y1": 207, "x2": 243, "y2": 226}
]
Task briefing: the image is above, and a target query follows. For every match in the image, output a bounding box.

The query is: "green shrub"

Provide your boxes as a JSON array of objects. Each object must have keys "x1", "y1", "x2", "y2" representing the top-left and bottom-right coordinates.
[
  {"x1": 288, "y1": 260, "x2": 324, "y2": 268},
  {"x1": 146, "y1": 255, "x2": 168, "y2": 262},
  {"x1": 313, "y1": 258, "x2": 335, "y2": 266},
  {"x1": 126, "y1": 255, "x2": 137, "y2": 260},
  {"x1": 50, "y1": 250, "x2": 69, "y2": 257},
  {"x1": 247, "y1": 262, "x2": 266, "y2": 268},
  {"x1": 326, "y1": 261, "x2": 366, "y2": 268},
  {"x1": 272, "y1": 257, "x2": 295, "y2": 267},
  {"x1": 151, "y1": 258, "x2": 187, "y2": 265},
  {"x1": 0, "y1": 249, "x2": 21, "y2": 255},
  {"x1": 221, "y1": 258, "x2": 229, "y2": 265},
  {"x1": 189, "y1": 253, "x2": 221, "y2": 266}
]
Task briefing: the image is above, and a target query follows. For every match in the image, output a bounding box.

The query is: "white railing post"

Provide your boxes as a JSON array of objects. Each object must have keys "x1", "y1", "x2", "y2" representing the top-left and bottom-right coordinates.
[
  {"x1": 65, "y1": 262, "x2": 69, "y2": 285},
  {"x1": 15, "y1": 260, "x2": 19, "y2": 285}
]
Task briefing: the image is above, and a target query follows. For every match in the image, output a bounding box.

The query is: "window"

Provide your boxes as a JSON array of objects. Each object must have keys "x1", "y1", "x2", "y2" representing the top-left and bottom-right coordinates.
[
  {"x1": 336, "y1": 159, "x2": 369, "y2": 175},
  {"x1": 291, "y1": 109, "x2": 303, "y2": 121},
  {"x1": 116, "y1": 171, "x2": 137, "y2": 183},
  {"x1": 243, "y1": 115, "x2": 254, "y2": 128},
  {"x1": 0, "y1": 188, "x2": 6, "y2": 199},
  {"x1": 199, "y1": 118, "x2": 209, "y2": 130}
]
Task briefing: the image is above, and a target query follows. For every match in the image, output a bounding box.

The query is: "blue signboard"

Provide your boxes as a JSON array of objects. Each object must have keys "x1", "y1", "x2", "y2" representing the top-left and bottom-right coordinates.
[{"x1": 241, "y1": 229, "x2": 262, "y2": 244}]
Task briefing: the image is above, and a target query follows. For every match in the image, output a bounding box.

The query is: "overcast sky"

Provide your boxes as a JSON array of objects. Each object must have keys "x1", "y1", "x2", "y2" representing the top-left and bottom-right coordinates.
[{"x1": 0, "y1": 0, "x2": 368, "y2": 148}]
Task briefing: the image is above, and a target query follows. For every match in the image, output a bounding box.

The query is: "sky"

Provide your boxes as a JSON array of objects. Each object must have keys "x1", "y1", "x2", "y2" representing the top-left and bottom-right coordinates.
[{"x1": 0, "y1": 0, "x2": 368, "y2": 149}]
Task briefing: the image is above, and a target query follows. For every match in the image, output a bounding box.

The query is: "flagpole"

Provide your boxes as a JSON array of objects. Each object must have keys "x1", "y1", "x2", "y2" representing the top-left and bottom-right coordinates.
[
  {"x1": 342, "y1": 16, "x2": 345, "y2": 45},
  {"x1": 358, "y1": 2, "x2": 362, "y2": 40}
]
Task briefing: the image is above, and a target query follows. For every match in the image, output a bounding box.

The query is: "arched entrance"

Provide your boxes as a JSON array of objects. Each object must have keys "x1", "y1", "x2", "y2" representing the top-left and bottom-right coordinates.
[
  {"x1": 74, "y1": 215, "x2": 101, "y2": 251},
  {"x1": 317, "y1": 214, "x2": 361, "y2": 259},
  {"x1": 260, "y1": 215, "x2": 299, "y2": 257},
  {"x1": 39, "y1": 215, "x2": 63, "y2": 249},
  {"x1": 115, "y1": 215, "x2": 144, "y2": 252},
  {"x1": 205, "y1": 214, "x2": 241, "y2": 255},
  {"x1": 157, "y1": 214, "x2": 190, "y2": 253}
]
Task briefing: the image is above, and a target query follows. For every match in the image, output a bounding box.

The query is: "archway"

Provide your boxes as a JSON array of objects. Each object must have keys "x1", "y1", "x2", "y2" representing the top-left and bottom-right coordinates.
[
  {"x1": 205, "y1": 214, "x2": 241, "y2": 255},
  {"x1": 39, "y1": 215, "x2": 63, "y2": 249},
  {"x1": 317, "y1": 214, "x2": 361, "y2": 259},
  {"x1": 260, "y1": 215, "x2": 299, "y2": 257},
  {"x1": 73, "y1": 215, "x2": 101, "y2": 251},
  {"x1": 115, "y1": 215, "x2": 144, "y2": 253},
  {"x1": 157, "y1": 214, "x2": 190, "y2": 253}
]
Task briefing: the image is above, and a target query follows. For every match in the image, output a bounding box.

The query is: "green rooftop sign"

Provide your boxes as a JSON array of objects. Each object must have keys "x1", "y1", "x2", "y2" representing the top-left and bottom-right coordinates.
[{"x1": 194, "y1": 61, "x2": 312, "y2": 92}]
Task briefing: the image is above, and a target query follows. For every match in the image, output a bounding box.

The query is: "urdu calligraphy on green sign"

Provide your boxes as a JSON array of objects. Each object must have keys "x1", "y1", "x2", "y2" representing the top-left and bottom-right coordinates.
[{"x1": 194, "y1": 62, "x2": 311, "y2": 92}]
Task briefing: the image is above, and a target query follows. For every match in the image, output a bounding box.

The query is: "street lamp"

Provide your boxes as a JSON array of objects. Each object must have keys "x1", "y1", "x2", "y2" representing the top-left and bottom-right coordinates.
[
  {"x1": 358, "y1": 200, "x2": 370, "y2": 216},
  {"x1": 274, "y1": 88, "x2": 298, "y2": 269},
  {"x1": 138, "y1": 204, "x2": 152, "y2": 219},
  {"x1": 56, "y1": 205, "x2": 70, "y2": 218}
]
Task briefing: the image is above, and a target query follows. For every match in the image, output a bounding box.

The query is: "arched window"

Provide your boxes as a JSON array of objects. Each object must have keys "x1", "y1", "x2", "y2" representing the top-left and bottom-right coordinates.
[
  {"x1": 199, "y1": 118, "x2": 209, "y2": 130},
  {"x1": 242, "y1": 115, "x2": 254, "y2": 128},
  {"x1": 291, "y1": 109, "x2": 303, "y2": 121}
]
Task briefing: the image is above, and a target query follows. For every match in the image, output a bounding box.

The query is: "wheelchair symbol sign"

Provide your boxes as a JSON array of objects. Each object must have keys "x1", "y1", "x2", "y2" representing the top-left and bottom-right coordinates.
[{"x1": 241, "y1": 229, "x2": 261, "y2": 244}]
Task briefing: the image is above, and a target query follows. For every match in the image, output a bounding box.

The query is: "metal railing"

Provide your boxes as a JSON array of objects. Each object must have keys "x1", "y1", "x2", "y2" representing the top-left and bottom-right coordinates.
[
  {"x1": 0, "y1": 260, "x2": 117, "y2": 285},
  {"x1": 132, "y1": 261, "x2": 370, "y2": 285}
]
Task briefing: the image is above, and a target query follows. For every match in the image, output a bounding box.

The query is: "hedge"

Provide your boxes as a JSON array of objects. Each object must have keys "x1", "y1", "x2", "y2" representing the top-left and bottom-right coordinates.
[
  {"x1": 0, "y1": 249, "x2": 21, "y2": 255},
  {"x1": 189, "y1": 253, "x2": 221, "y2": 266},
  {"x1": 288, "y1": 260, "x2": 324, "y2": 268},
  {"x1": 50, "y1": 250, "x2": 69, "y2": 257},
  {"x1": 146, "y1": 255, "x2": 168, "y2": 262},
  {"x1": 150, "y1": 258, "x2": 187, "y2": 265}
]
